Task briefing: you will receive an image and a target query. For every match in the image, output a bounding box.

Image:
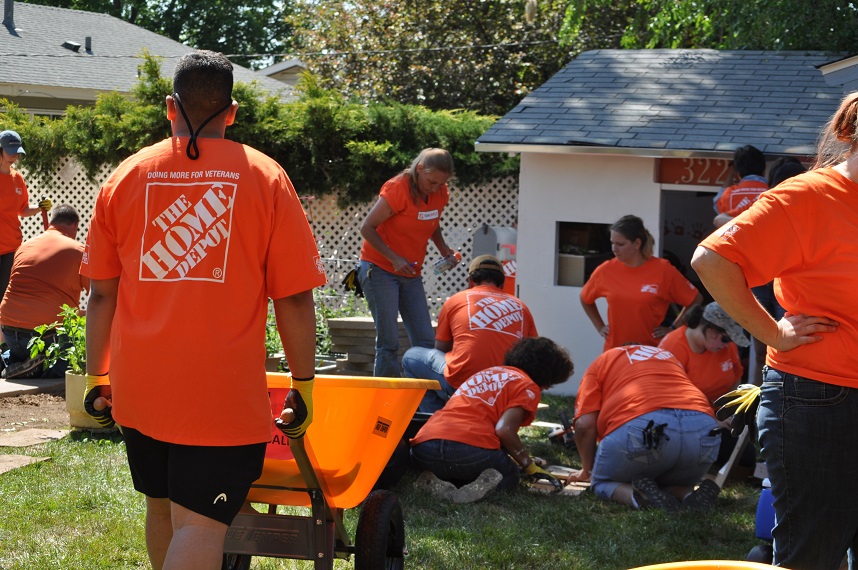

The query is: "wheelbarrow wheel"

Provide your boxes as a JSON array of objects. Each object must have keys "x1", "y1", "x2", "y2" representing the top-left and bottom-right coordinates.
[
  {"x1": 221, "y1": 553, "x2": 251, "y2": 570},
  {"x1": 355, "y1": 489, "x2": 405, "y2": 570},
  {"x1": 746, "y1": 543, "x2": 774, "y2": 564}
]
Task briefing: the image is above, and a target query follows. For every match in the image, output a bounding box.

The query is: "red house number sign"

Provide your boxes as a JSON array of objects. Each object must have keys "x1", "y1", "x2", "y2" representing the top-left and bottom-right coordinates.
[{"x1": 657, "y1": 158, "x2": 732, "y2": 186}]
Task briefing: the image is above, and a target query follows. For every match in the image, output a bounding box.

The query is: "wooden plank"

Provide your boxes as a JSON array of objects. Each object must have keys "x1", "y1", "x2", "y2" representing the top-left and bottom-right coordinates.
[{"x1": 527, "y1": 465, "x2": 590, "y2": 497}]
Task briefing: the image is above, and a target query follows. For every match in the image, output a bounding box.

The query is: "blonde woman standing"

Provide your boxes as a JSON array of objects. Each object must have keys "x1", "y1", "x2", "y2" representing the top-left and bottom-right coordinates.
[{"x1": 358, "y1": 148, "x2": 458, "y2": 377}]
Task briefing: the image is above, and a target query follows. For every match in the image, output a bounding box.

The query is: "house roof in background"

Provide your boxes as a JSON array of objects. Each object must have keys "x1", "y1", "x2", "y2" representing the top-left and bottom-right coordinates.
[
  {"x1": 477, "y1": 49, "x2": 850, "y2": 157},
  {"x1": 0, "y1": 2, "x2": 292, "y2": 102}
]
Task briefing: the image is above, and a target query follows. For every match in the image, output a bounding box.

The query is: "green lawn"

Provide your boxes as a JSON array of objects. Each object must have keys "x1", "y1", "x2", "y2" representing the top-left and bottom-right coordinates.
[{"x1": 0, "y1": 395, "x2": 764, "y2": 569}]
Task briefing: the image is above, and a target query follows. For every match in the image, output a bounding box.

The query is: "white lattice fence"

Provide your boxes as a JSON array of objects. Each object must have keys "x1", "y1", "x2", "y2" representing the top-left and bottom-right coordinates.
[
  {"x1": 20, "y1": 159, "x2": 520, "y2": 317},
  {"x1": 306, "y1": 176, "x2": 519, "y2": 318},
  {"x1": 18, "y1": 158, "x2": 112, "y2": 248}
]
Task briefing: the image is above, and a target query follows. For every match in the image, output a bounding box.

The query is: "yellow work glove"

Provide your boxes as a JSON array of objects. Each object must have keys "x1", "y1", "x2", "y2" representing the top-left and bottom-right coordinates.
[
  {"x1": 522, "y1": 461, "x2": 563, "y2": 491},
  {"x1": 274, "y1": 376, "x2": 314, "y2": 439},
  {"x1": 83, "y1": 373, "x2": 115, "y2": 429},
  {"x1": 713, "y1": 384, "x2": 761, "y2": 437},
  {"x1": 38, "y1": 198, "x2": 52, "y2": 211}
]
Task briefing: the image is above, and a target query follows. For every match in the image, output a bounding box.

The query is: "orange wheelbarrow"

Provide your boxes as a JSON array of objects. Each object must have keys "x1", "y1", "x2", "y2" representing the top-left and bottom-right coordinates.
[{"x1": 222, "y1": 373, "x2": 439, "y2": 570}]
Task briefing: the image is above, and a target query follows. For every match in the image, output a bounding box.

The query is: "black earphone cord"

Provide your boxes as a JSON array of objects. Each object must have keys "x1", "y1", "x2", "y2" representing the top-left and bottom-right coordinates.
[{"x1": 172, "y1": 92, "x2": 233, "y2": 160}]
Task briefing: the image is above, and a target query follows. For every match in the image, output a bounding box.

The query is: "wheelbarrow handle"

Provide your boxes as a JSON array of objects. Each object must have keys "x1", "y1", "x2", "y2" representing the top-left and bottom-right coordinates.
[{"x1": 280, "y1": 407, "x2": 296, "y2": 424}]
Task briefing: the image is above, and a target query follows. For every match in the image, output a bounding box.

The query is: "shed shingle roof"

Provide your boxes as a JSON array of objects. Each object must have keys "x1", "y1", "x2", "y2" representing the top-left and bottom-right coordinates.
[
  {"x1": 477, "y1": 49, "x2": 848, "y2": 156},
  {"x1": 0, "y1": 2, "x2": 290, "y2": 99}
]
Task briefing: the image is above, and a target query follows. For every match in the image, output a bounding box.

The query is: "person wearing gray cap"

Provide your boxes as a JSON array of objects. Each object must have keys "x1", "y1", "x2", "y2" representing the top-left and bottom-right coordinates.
[
  {"x1": 0, "y1": 130, "x2": 53, "y2": 296},
  {"x1": 659, "y1": 302, "x2": 748, "y2": 406},
  {"x1": 659, "y1": 302, "x2": 757, "y2": 476}
]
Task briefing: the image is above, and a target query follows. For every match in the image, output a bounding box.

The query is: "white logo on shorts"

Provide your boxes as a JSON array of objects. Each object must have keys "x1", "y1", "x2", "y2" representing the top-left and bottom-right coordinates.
[{"x1": 213, "y1": 493, "x2": 228, "y2": 504}]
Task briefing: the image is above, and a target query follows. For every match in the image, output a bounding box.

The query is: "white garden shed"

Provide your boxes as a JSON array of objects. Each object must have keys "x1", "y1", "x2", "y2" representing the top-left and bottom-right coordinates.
[{"x1": 476, "y1": 49, "x2": 853, "y2": 394}]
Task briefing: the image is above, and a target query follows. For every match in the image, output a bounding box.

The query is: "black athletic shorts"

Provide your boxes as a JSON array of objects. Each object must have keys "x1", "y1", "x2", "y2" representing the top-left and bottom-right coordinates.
[{"x1": 123, "y1": 427, "x2": 266, "y2": 525}]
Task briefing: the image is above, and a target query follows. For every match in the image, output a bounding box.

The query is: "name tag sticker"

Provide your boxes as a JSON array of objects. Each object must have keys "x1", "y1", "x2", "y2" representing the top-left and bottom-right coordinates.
[{"x1": 418, "y1": 210, "x2": 440, "y2": 221}]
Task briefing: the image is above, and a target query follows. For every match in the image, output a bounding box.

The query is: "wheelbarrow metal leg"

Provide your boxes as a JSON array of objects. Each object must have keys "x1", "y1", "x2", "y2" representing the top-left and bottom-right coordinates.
[{"x1": 290, "y1": 436, "x2": 352, "y2": 552}]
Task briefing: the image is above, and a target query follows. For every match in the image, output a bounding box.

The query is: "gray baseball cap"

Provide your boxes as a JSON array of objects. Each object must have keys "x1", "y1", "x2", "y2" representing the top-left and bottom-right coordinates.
[
  {"x1": 703, "y1": 302, "x2": 750, "y2": 347},
  {"x1": 0, "y1": 130, "x2": 25, "y2": 156}
]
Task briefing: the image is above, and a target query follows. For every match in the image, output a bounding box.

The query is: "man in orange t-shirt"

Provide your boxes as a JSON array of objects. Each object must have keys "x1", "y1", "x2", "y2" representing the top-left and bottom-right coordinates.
[
  {"x1": 81, "y1": 51, "x2": 327, "y2": 568},
  {"x1": 712, "y1": 144, "x2": 768, "y2": 227},
  {"x1": 0, "y1": 205, "x2": 88, "y2": 379},
  {"x1": 0, "y1": 130, "x2": 53, "y2": 298},
  {"x1": 568, "y1": 345, "x2": 719, "y2": 511},
  {"x1": 402, "y1": 254, "x2": 538, "y2": 413}
]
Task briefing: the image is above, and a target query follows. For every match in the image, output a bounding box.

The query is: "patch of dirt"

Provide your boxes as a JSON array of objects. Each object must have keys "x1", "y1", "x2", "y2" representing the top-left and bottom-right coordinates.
[{"x1": 0, "y1": 392, "x2": 70, "y2": 432}]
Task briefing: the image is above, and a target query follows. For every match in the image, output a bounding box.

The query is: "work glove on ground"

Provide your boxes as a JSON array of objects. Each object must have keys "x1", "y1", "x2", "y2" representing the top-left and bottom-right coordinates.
[
  {"x1": 713, "y1": 384, "x2": 760, "y2": 437},
  {"x1": 38, "y1": 198, "x2": 52, "y2": 211},
  {"x1": 522, "y1": 461, "x2": 564, "y2": 491},
  {"x1": 83, "y1": 373, "x2": 115, "y2": 429},
  {"x1": 275, "y1": 376, "x2": 314, "y2": 439}
]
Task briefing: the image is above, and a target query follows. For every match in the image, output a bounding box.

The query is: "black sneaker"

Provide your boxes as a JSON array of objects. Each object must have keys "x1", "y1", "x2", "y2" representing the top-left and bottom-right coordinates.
[
  {"x1": 681, "y1": 479, "x2": 720, "y2": 511},
  {"x1": 2, "y1": 355, "x2": 45, "y2": 380},
  {"x1": 632, "y1": 477, "x2": 680, "y2": 511}
]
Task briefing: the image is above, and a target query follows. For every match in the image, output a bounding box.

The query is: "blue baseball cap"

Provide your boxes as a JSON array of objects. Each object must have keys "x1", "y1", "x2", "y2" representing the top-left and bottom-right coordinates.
[{"x1": 0, "y1": 130, "x2": 25, "y2": 155}]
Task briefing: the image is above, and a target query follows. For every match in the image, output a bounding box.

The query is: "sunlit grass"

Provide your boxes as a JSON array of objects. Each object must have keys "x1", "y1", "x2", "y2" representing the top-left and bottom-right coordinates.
[{"x1": 0, "y1": 397, "x2": 762, "y2": 569}]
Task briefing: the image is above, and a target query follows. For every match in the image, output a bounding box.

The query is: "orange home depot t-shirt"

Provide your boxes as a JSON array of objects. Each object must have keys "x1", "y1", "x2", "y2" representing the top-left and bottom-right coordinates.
[
  {"x1": 81, "y1": 137, "x2": 328, "y2": 446},
  {"x1": 0, "y1": 228, "x2": 88, "y2": 330},
  {"x1": 436, "y1": 284, "x2": 538, "y2": 389},
  {"x1": 359, "y1": 172, "x2": 449, "y2": 275},
  {"x1": 580, "y1": 257, "x2": 699, "y2": 351},
  {"x1": 658, "y1": 326, "x2": 742, "y2": 405},
  {"x1": 700, "y1": 167, "x2": 858, "y2": 388},
  {"x1": 715, "y1": 177, "x2": 769, "y2": 217},
  {"x1": 410, "y1": 366, "x2": 540, "y2": 450},
  {"x1": 574, "y1": 345, "x2": 714, "y2": 439},
  {"x1": 0, "y1": 169, "x2": 29, "y2": 255}
]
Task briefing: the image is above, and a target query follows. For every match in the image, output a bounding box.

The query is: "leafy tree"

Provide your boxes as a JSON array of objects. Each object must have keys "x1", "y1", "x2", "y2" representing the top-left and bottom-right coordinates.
[
  {"x1": 286, "y1": 0, "x2": 573, "y2": 116},
  {"x1": 23, "y1": 0, "x2": 293, "y2": 69},
  {"x1": 561, "y1": 0, "x2": 858, "y2": 51}
]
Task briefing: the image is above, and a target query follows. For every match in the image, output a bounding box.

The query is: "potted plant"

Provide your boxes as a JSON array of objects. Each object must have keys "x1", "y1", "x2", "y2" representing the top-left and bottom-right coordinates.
[{"x1": 28, "y1": 304, "x2": 103, "y2": 429}]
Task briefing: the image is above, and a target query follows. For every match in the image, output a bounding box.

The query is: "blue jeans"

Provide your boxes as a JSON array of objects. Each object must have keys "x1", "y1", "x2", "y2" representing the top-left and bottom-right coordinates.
[
  {"x1": 357, "y1": 261, "x2": 434, "y2": 377},
  {"x1": 410, "y1": 439, "x2": 520, "y2": 492},
  {"x1": 401, "y1": 346, "x2": 454, "y2": 413},
  {"x1": 1, "y1": 327, "x2": 68, "y2": 378},
  {"x1": 751, "y1": 282, "x2": 786, "y2": 321},
  {"x1": 590, "y1": 409, "x2": 719, "y2": 501},
  {"x1": 758, "y1": 367, "x2": 858, "y2": 570}
]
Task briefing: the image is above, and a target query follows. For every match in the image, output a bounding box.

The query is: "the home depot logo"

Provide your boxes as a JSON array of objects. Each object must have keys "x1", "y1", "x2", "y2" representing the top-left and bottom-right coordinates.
[
  {"x1": 467, "y1": 292, "x2": 526, "y2": 338},
  {"x1": 140, "y1": 182, "x2": 235, "y2": 282},
  {"x1": 458, "y1": 367, "x2": 525, "y2": 406}
]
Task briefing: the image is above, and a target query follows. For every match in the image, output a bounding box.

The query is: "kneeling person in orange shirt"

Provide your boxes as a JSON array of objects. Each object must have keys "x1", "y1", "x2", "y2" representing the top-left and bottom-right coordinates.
[
  {"x1": 0, "y1": 205, "x2": 88, "y2": 379},
  {"x1": 568, "y1": 345, "x2": 720, "y2": 511},
  {"x1": 402, "y1": 254, "x2": 538, "y2": 413},
  {"x1": 410, "y1": 337, "x2": 572, "y2": 503}
]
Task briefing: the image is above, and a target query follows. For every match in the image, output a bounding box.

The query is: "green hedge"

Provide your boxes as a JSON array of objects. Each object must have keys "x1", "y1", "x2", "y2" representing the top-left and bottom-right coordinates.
[{"x1": 1, "y1": 53, "x2": 518, "y2": 205}]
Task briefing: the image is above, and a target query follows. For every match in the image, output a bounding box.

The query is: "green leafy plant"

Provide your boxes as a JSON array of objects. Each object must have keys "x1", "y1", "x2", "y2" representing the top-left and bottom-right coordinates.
[
  {"x1": 314, "y1": 287, "x2": 370, "y2": 356},
  {"x1": 27, "y1": 304, "x2": 87, "y2": 374},
  {"x1": 264, "y1": 312, "x2": 283, "y2": 356}
]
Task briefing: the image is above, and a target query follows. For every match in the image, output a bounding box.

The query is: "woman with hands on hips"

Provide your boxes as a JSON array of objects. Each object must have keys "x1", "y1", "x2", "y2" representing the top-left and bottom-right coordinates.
[
  {"x1": 358, "y1": 148, "x2": 458, "y2": 377},
  {"x1": 691, "y1": 94, "x2": 857, "y2": 570},
  {"x1": 580, "y1": 214, "x2": 702, "y2": 351}
]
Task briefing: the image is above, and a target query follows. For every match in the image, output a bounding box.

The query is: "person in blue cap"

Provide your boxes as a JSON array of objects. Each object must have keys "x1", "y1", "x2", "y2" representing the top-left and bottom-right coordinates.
[{"x1": 0, "y1": 130, "x2": 52, "y2": 296}]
